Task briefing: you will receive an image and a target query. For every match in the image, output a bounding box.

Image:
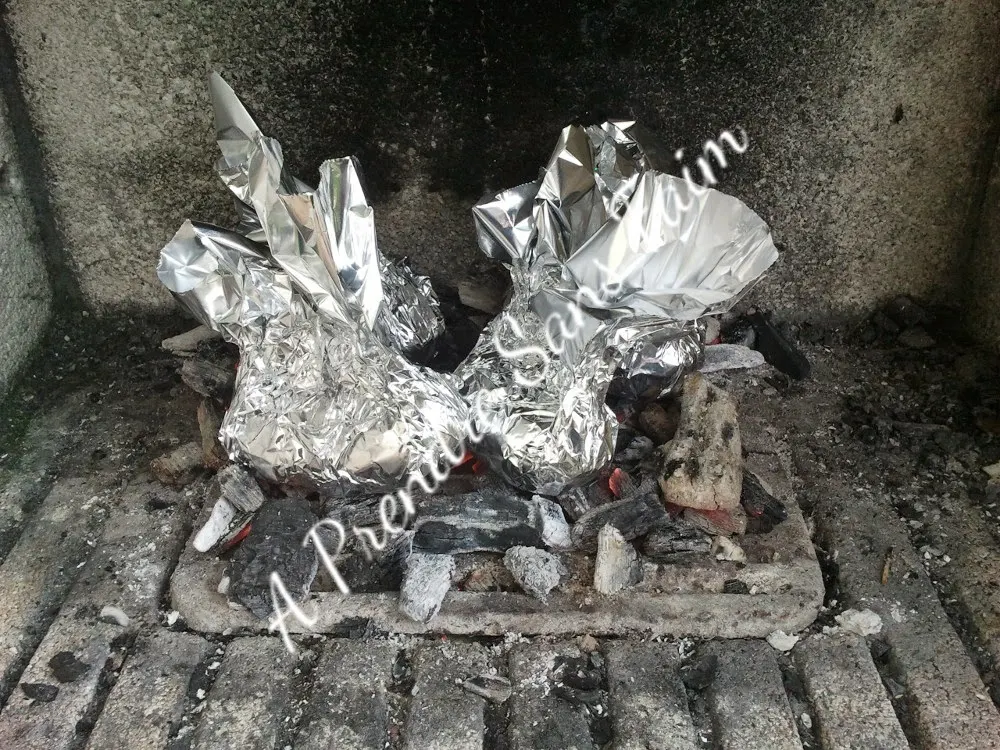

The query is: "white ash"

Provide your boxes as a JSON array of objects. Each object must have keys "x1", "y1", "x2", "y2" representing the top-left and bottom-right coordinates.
[
  {"x1": 399, "y1": 553, "x2": 455, "y2": 623},
  {"x1": 766, "y1": 630, "x2": 799, "y2": 652},
  {"x1": 835, "y1": 608, "x2": 883, "y2": 636},
  {"x1": 98, "y1": 606, "x2": 130, "y2": 627},
  {"x1": 712, "y1": 535, "x2": 747, "y2": 563},
  {"x1": 594, "y1": 524, "x2": 643, "y2": 594},
  {"x1": 503, "y1": 546, "x2": 566, "y2": 600}
]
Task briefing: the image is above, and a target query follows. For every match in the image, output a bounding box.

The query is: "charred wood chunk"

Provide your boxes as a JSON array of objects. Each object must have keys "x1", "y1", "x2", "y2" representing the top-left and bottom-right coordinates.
[
  {"x1": 227, "y1": 496, "x2": 319, "y2": 620},
  {"x1": 638, "y1": 519, "x2": 712, "y2": 561},
  {"x1": 746, "y1": 310, "x2": 811, "y2": 380},
  {"x1": 411, "y1": 486, "x2": 570, "y2": 554},
  {"x1": 740, "y1": 470, "x2": 788, "y2": 533},
  {"x1": 657, "y1": 373, "x2": 742, "y2": 511},
  {"x1": 594, "y1": 524, "x2": 643, "y2": 594},
  {"x1": 613, "y1": 432, "x2": 656, "y2": 466},
  {"x1": 197, "y1": 398, "x2": 228, "y2": 470},
  {"x1": 571, "y1": 492, "x2": 667, "y2": 551},
  {"x1": 150, "y1": 442, "x2": 203, "y2": 487},
  {"x1": 181, "y1": 357, "x2": 235, "y2": 402}
]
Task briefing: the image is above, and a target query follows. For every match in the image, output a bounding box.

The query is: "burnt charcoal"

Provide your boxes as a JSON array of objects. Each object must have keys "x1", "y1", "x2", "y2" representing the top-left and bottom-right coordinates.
[
  {"x1": 682, "y1": 505, "x2": 748, "y2": 536},
  {"x1": 197, "y1": 398, "x2": 227, "y2": 470},
  {"x1": 503, "y1": 546, "x2": 566, "y2": 600},
  {"x1": 721, "y1": 316, "x2": 756, "y2": 348},
  {"x1": 700, "y1": 344, "x2": 766, "y2": 373},
  {"x1": 462, "y1": 674, "x2": 513, "y2": 703},
  {"x1": 571, "y1": 492, "x2": 667, "y2": 551},
  {"x1": 412, "y1": 486, "x2": 570, "y2": 554},
  {"x1": 594, "y1": 524, "x2": 643, "y2": 594},
  {"x1": 20, "y1": 683, "x2": 59, "y2": 702},
  {"x1": 680, "y1": 654, "x2": 718, "y2": 691},
  {"x1": 747, "y1": 310, "x2": 811, "y2": 380},
  {"x1": 638, "y1": 401, "x2": 680, "y2": 445},
  {"x1": 399, "y1": 553, "x2": 455, "y2": 623},
  {"x1": 193, "y1": 465, "x2": 269, "y2": 553},
  {"x1": 227, "y1": 496, "x2": 319, "y2": 620},
  {"x1": 455, "y1": 553, "x2": 518, "y2": 592},
  {"x1": 555, "y1": 487, "x2": 596, "y2": 523},
  {"x1": 606, "y1": 372, "x2": 675, "y2": 420},
  {"x1": 181, "y1": 357, "x2": 235, "y2": 402},
  {"x1": 658, "y1": 373, "x2": 743, "y2": 511},
  {"x1": 613, "y1": 432, "x2": 655, "y2": 465},
  {"x1": 48, "y1": 652, "x2": 90, "y2": 683},
  {"x1": 723, "y1": 579, "x2": 751, "y2": 594},
  {"x1": 740, "y1": 471, "x2": 788, "y2": 534},
  {"x1": 638, "y1": 519, "x2": 711, "y2": 560}
]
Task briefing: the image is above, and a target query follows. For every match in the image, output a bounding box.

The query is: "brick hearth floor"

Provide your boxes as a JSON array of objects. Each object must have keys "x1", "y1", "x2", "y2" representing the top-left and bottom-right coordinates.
[{"x1": 0, "y1": 340, "x2": 998, "y2": 749}]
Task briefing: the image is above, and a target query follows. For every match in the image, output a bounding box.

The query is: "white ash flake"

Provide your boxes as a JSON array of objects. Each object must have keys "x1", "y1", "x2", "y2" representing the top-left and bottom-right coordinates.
[{"x1": 766, "y1": 630, "x2": 799, "y2": 652}]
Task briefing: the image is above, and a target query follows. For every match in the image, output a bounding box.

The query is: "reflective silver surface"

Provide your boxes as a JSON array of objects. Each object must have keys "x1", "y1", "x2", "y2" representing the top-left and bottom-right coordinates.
[{"x1": 457, "y1": 121, "x2": 778, "y2": 493}]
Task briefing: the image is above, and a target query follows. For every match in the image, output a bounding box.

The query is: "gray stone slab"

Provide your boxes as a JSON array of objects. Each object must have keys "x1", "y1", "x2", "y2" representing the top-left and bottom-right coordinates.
[
  {"x1": 190, "y1": 637, "x2": 298, "y2": 750},
  {"x1": 0, "y1": 477, "x2": 106, "y2": 705},
  {"x1": 403, "y1": 641, "x2": 488, "y2": 750},
  {"x1": 794, "y1": 635, "x2": 908, "y2": 750},
  {"x1": 706, "y1": 640, "x2": 802, "y2": 750},
  {"x1": 508, "y1": 642, "x2": 596, "y2": 750},
  {"x1": 0, "y1": 476, "x2": 192, "y2": 748},
  {"x1": 605, "y1": 641, "x2": 698, "y2": 750},
  {"x1": 295, "y1": 639, "x2": 397, "y2": 750},
  {"x1": 170, "y1": 486, "x2": 822, "y2": 638},
  {"x1": 85, "y1": 630, "x2": 212, "y2": 750}
]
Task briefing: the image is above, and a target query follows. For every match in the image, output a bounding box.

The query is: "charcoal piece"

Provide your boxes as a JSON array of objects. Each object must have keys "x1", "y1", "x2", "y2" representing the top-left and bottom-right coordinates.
[
  {"x1": 682, "y1": 505, "x2": 748, "y2": 536},
  {"x1": 552, "y1": 686, "x2": 603, "y2": 705},
  {"x1": 720, "y1": 317, "x2": 756, "y2": 348},
  {"x1": 181, "y1": 357, "x2": 235, "y2": 402},
  {"x1": 740, "y1": 470, "x2": 788, "y2": 534},
  {"x1": 411, "y1": 486, "x2": 570, "y2": 554},
  {"x1": 227, "y1": 496, "x2": 319, "y2": 620},
  {"x1": 746, "y1": 310, "x2": 810, "y2": 380},
  {"x1": 658, "y1": 373, "x2": 743, "y2": 511},
  {"x1": 197, "y1": 398, "x2": 228, "y2": 470},
  {"x1": 48, "y1": 652, "x2": 90, "y2": 683},
  {"x1": 613, "y1": 433, "x2": 655, "y2": 465},
  {"x1": 555, "y1": 487, "x2": 596, "y2": 523},
  {"x1": 638, "y1": 519, "x2": 711, "y2": 560},
  {"x1": 503, "y1": 546, "x2": 566, "y2": 600},
  {"x1": 399, "y1": 553, "x2": 455, "y2": 623},
  {"x1": 638, "y1": 401, "x2": 680, "y2": 445},
  {"x1": 571, "y1": 491, "x2": 667, "y2": 551},
  {"x1": 700, "y1": 344, "x2": 766, "y2": 373},
  {"x1": 462, "y1": 674, "x2": 512, "y2": 703},
  {"x1": 594, "y1": 524, "x2": 643, "y2": 594},
  {"x1": 606, "y1": 372, "x2": 675, "y2": 420},
  {"x1": 680, "y1": 654, "x2": 718, "y2": 691},
  {"x1": 193, "y1": 465, "x2": 268, "y2": 553},
  {"x1": 21, "y1": 683, "x2": 59, "y2": 702}
]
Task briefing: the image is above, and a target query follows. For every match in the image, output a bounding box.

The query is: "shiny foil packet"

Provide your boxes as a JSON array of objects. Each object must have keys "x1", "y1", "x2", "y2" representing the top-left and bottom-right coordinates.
[{"x1": 458, "y1": 121, "x2": 779, "y2": 493}]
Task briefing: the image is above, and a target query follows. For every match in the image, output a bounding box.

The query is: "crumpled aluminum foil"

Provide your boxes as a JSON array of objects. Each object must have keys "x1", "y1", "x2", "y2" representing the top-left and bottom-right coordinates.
[
  {"x1": 209, "y1": 73, "x2": 443, "y2": 357},
  {"x1": 156, "y1": 75, "x2": 467, "y2": 496},
  {"x1": 458, "y1": 120, "x2": 779, "y2": 493},
  {"x1": 158, "y1": 220, "x2": 469, "y2": 496}
]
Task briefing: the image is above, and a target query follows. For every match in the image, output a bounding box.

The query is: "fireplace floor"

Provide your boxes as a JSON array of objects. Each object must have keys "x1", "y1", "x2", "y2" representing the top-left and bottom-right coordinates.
[{"x1": 0, "y1": 322, "x2": 998, "y2": 748}]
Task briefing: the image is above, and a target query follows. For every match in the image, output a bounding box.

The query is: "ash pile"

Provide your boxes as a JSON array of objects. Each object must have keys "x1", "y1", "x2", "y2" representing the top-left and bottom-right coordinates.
[{"x1": 153, "y1": 74, "x2": 806, "y2": 627}]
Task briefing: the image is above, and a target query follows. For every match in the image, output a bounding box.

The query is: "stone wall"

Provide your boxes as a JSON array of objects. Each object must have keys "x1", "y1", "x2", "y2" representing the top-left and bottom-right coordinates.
[{"x1": 2, "y1": 0, "x2": 1000, "y2": 342}]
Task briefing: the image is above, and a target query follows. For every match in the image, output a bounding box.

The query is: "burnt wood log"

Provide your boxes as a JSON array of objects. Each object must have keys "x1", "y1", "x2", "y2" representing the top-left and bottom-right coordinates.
[
  {"x1": 570, "y1": 494, "x2": 667, "y2": 551},
  {"x1": 181, "y1": 357, "x2": 235, "y2": 402}
]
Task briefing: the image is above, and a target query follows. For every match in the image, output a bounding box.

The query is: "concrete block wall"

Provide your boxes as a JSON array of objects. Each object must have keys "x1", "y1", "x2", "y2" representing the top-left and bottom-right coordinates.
[
  {"x1": 0, "y1": 0, "x2": 999, "y2": 351},
  {"x1": 0, "y1": 43, "x2": 50, "y2": 399}
]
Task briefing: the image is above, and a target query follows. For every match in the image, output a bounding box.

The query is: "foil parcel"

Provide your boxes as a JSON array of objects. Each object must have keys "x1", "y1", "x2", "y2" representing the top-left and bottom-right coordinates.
[{"x1": 157, "y1": 75, "x2": 778, "y2": 497}]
